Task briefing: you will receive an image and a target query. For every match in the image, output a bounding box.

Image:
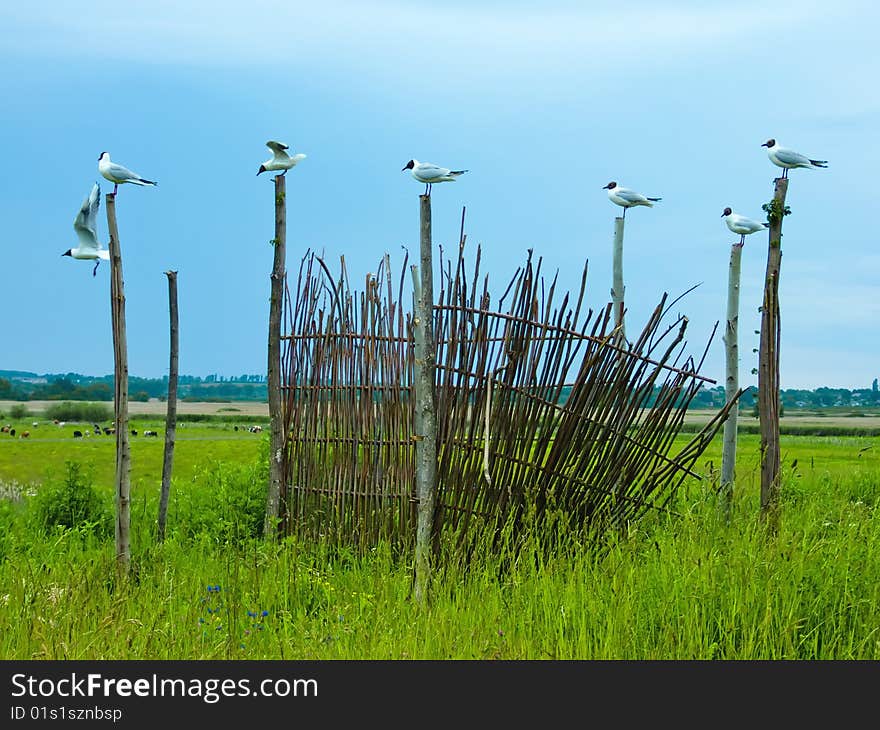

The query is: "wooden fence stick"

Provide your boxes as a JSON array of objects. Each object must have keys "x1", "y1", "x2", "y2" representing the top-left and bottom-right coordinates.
[
  {"x1": 106, "y1": 193, "x2": 131, "y2": 572},
  {"x1": 759, "y1": 177, "x2": 789, "y2": 527},
  {"x1": 157, "y1": 270, "x2": 179, "y2": 542},
  {"x1": 719, "y1": 242, "x2": 742, "y2": 521},
  {"x1": 412, "y1": 193, "x2": 438, "y2": 604},
  {"x1": 265, "y1": 173, "x2": 287, "y2": 539}
]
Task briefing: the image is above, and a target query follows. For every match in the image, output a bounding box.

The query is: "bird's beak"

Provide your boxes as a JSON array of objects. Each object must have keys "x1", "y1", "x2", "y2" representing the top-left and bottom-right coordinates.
[
  {"x1": 760, "y1": 142, "x2": 769, "y2": 147},
  {"x1": 721, "y1": 212, "x2": 725, "y2": 217},
  {"x1": 257, "y1": 165, "x2": 266, "y2": 176},
  {"x1": 401, "y1": 166, "x2": 408, "y2": 172},
  {"x1": 62, "y1": 251, "x2": 71, "y2": 257}
]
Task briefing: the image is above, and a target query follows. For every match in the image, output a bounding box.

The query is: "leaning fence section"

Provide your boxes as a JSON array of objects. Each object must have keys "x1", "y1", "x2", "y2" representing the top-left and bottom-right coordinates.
[{"x1": 280, "y1": 246, "x2": 738, "y2": 549}]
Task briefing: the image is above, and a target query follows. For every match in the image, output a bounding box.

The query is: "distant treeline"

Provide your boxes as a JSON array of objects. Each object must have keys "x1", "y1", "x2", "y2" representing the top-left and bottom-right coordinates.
[
  {"x1": 1, "y1": 370, "x2": 878, "y2": 410},
  {"x1": 0, "y1": 371, "x2": 268, "y2": 402}
]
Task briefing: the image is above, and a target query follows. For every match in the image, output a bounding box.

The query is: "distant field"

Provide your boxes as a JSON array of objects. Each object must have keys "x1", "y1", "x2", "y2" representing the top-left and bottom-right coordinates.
[
  {"x1": 0, "y1": 398, "x2": 269, "y2": 417},
  {"x1": 685, "y1": 408, "x2": 880, "y2": 429}
]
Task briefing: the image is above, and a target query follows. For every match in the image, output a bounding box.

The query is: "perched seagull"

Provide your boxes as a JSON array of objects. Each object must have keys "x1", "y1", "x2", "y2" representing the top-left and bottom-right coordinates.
[
  {"x1": 602, "y1": 182, "x2": 661, "y2": 218},
  {"x1": 98, "y1": 152, "x2": 157, "y2": 195},
  {"x1": 402, "y1": 159, "x2": 468, "y2": 196},
  {"x1": 721, "y1": 207, "x2": 768, "y2": 247},
  {"x1": 257, "y1": 140, "x2": 307, "y2": 176},
  {"x1": 761, "y1": 139, "x2": 828, "y2": 178},
  {"x1": 62, "y1": 182, "x2": 109, "y2": 276}
]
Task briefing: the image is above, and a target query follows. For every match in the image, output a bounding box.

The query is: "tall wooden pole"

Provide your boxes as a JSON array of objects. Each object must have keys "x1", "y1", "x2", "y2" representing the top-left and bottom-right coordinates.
[
  {"x1": 157, "y1": 270, "x2": 179, "y2": 542},
  {"x1": 265, "y1": 174, "x2": 287, "y2": 540},
  {"x1": 759, "y1": 177, "x2": 789, "y2": 527},
  {"x1": 611, "y1": 216, "x2": 626, "y2": 344},
  {"x1": 412, "y1": 193, "x2": 438, "y2": 604},
  {"x1": 720, "y1": 243, "x2": 743, "y2": 521},
  {"x1": 106, "y1": 193, "x2": 130, "y2": 572}
]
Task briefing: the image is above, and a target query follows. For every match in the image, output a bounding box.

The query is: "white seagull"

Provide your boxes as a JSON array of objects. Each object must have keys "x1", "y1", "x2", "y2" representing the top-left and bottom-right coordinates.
[
  {"x1": 761, "y1": 139, "x2": 828, "y2": 178},
  {"x1": 98, "y1": 152, "x2": 157, "y2": 195},
  {"x1": 62, "y1": 182, "x2": 109, "y2": 276},
  {"x1": 257, "y1": 140, "x2": 307, "y2": 176},
  {"x1": 721, "y1": 207, "x2": 768, "y2": 247},
  {"x1": 602, "y1": 182, "x2": 661, "y2": 218},
  {"x1": 402, "y1": 159, "x2": 468, "y2": 196}
]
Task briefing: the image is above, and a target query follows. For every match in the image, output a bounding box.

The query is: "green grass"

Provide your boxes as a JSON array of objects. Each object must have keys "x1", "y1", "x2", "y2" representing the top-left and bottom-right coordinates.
[{"x1": 0, "y1": 421, "x2": 878, "y2": 659}]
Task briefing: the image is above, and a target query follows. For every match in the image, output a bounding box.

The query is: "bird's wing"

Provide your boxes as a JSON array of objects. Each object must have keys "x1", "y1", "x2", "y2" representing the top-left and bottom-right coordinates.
[
  {"x1": 414, "y1": 163, "x2": 452, "y2": 181},
  {"x1": 614, "y1": 188, "x2": 648, "y2": 204},
  {"x1": 73, "y1": 183, "x2": 101, "y2": 249},
  {"x1": 266, "y1": 140, "x2": 291, "y2": 160},
  {"x1": 773, "y1": 148, "x2": 812, "y2": 167},
  {"x1": 105, "y1": 161, "x2": 142, "y2": 182}
]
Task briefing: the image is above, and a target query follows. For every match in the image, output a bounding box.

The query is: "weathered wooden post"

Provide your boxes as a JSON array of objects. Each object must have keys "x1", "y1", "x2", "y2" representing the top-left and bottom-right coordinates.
[
  {"x1": 720, "y1": 243, "x2": 743, "y2": 521},
  {"x1": 411, "y1": 193, "x2": 438, "y2": 604},
  {"x1": 611, "y1": 216, "x2": 626, "y2": 344},
  {"x1": 759, "y1": 177, "x2": 789, "y2": 527},
  {"x1": 265, "y1": 173, "x2": 287, "y2": 539},
  {"x1": 105, "y1": 193, "x2": 131, "y2": 572},
  {"x1": 157, "y1": 270, "x2": 179, "y2": 542}
]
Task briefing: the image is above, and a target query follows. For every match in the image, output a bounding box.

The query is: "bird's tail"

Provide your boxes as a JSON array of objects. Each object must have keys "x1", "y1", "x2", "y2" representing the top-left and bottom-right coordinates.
[
  {"x1": 810, "y1": 159, "x2": 828, "y2": 168},
  {"x1": 450, "y1": 170, "x2": 469, "y2": 176},
  {"x1": 98, "y1": 250, "x2": 110, "y2": 260},
  {"x1": 131, "y1": 178, "x2": 158, "y2": 186},
  {"x1": 647, "y1": 197, "x2": 662, "y2": 202}
]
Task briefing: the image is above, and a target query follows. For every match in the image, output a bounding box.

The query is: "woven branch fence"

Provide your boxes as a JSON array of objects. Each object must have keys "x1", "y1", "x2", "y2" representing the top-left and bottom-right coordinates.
[{"x1": 279, "y1": 246, "x2": 739, "y2": 550}]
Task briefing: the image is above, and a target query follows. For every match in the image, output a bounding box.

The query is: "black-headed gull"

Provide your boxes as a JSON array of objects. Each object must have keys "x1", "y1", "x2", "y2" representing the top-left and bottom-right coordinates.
[
  {"x1": 98, "y1": 152, "x2": 157, "y2": 195},
  {"x1": 602, "y1": 182, "x2": 661, "y2": 218},
  {"x1": 257, "y1": 140, "x2": 306, "y2": 176},
  {"x1": 721, "y1": 207, "x2": 768, "y2": 247},
  {"x1": 62, "y1": 182, "x2": 109, "y2": 277},
  {"x1": 402, "y1": 159, "x2": 468, "y2": 196},
  {"x1": 761, "y1": 139, "x2": 828, "y2": 178}
]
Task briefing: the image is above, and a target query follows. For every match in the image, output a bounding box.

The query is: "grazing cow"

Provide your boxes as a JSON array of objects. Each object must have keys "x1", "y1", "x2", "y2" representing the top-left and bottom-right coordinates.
[
  {"x1": 73, "y1": 430, "x2": 83, "y2": 438},
  {"x1": 143, "y1": 430, "x2": 158, "y2": 437},
  {"x1": 53, "y1": 419, "x2": 60, "y2": 425},
  {"x1": 233, "y1": 425, "x2": 239, "y2": 432},
  {"x1": 32, "y1": 421, "x2": 38, "y2": 427},
  {"x1": 20, "y1": 431, "x2": 29, "y2": 438},
  {"x1": 104, "y1": 427, "x2": 115, "y2": 435},
  {"x1": 250, "y1": 425, "x2": 263, "y2": 433},
  {"x1": 1, "y1": 426, "x2": 8, "y2": 433},
  {"x1": 93, "y1": 424, "x2": 101, "y2": 434},
  {"x1": 9, "y1": 429, "x2": 15, "y2": 437},
  {"x1": 131, "y1": 429, "x2": 138, "y2": 436}
]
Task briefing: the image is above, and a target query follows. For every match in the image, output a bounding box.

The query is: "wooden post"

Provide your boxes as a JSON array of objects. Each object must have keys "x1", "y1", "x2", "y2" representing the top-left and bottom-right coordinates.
[
  {"x1": 157, "y1": 270, "x2": 179, "y2": 542},
  {"x1": 265, "y1": 174, "x2": 287, "y2": 540},
  {"x1": 412, "y1": 193, "x2": 438, "y2": 604},
  {"x1": 106, "y1": 193, "x2": 131, "y2": 572},
  {"x1": 759, "y1": 177, "x2": 789, "y2": 526},
  {"x1": 611, "y1": 216, "x2": 626, "y2": 344},
  {"x1": 720, "y1": 243, "x2": 743, "y2": 521}
]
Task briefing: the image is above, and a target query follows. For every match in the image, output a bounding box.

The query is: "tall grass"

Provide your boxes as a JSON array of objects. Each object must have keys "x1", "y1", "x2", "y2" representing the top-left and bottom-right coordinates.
[{"x1": 0, "y1": 442, "x2": 878, "y2": 659}]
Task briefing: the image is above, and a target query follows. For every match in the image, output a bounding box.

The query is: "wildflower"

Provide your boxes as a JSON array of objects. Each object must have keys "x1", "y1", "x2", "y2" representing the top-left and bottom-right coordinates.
[{"x1": 261, "y1": 610, "x2": 269, "y2": 617}]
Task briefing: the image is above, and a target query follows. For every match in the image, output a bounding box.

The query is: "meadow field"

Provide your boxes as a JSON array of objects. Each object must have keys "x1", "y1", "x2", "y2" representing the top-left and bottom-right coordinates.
[{"x1": 0, "y1": 402, "x2": 878, "y2": 659}]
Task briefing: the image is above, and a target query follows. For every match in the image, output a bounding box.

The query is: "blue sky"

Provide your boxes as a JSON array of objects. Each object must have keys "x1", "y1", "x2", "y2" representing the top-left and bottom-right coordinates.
[{"x1": 1, "y1": 1, "x2": 877, "y2": 388}]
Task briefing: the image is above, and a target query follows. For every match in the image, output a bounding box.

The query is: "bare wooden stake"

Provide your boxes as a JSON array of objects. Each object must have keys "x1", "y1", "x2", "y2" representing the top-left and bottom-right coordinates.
[
  {"x1": 611, "y1": 216, "x2": 626, "y2": 344},
  {"x1": 265, "y1": 173, "x2": 287, "y2": 540},
  {"x1": 412, "y1": 193, "x2": 438, "y2": 604},
  {"x1": 157, "y1": 270, "x2": 179, "y2": 543},
  {"x1": 106, "y1": 193, "x2": 131, "y2": 572},
  {"x1": 759, "y1": 176, "x2": 789, "y2": 527},
  {"x1": 720, "y1": 242, "x2": 742, "y2": 521}
]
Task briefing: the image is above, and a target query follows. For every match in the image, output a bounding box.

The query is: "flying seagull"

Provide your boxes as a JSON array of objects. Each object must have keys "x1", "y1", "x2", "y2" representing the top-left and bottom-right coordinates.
[
  {"x1": 257, "y1": 141, "x2": 306, "y2": 176},
  {"x1": 98, "y1": 152, "x2": 157, "y2": 195},
  {"x1": 761, "y1": 139, "x2": 828, "y2": 178},
  {"x1": 62, "y1": 182, "x2": 109, "y2": 276},
  {"x1": 721, "y1": 207, "x2": 768, "y2": 247},
  {"x1": 602, "y1": 182, "x2": 661, "y2": 218},
  {"x1": 402, "y1": 159, "x2": 468, "y2": 196}
]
